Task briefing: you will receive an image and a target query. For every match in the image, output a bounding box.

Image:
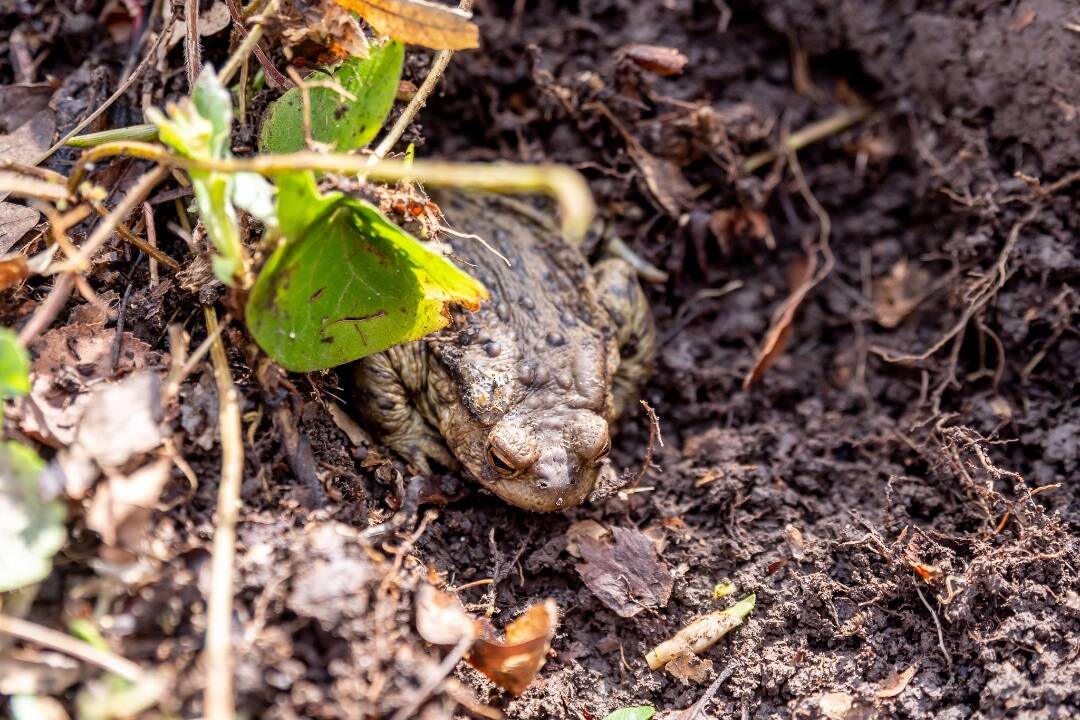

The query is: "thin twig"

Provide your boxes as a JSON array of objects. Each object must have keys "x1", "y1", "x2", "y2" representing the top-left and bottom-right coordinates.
[
  {"x1": 684, "y1": 661, "x2": 738, "y2": 720},
  {"x1": 219, "y1": 0, "x2": 285, "y2": 87},
  {"x1": 743, "y1": 105, "x2": 876, "y2": 173},
  {"x1": 391, "y1": 633, "x2": 475, "y2": 720},
  {"x1": 184, "y1": 0, "x2": 202, "y2": 90},
  {"x1": 143, "y1": 202, "x2": 160, "y2": 286},
  {"x1": 203, "y1": 305, "x2": 244, "y2": 720},
  {"x1": 16, "y1": 273, "x2": 74, "y2": 345},
  {"x1": 61, "y1": 166, "x2": 169, "y2": 273},
  {"x1": 371, "y1": 0, "x2": 474, "y2": 161},
  {"x1": 0, "y1": 614, "x2": 146, "y2": 683},
  {"x1": 111, "y1": 254, "x2": 142, "y2": 371},
  {"x1": 92, "y1": 200, "x2": 181, "y2": 270},
  {"x1": 915, "y1": 583, "x2": 952, "y2": 669},
  {"x1": 35, "y1": 27, "x2": 169, "y2": 165},
  {"x1": 743, "y1": 146, "x2": 833, "y2": 388},
  {"x1": 630, "y1": 400, "x2": 664, "y2": 487},
  {"x1": 872, "y1": 207, "x2": 1038, "y2": 364},
  {"x1": 163, "y1": 321, "x2": 227, "y2": 401}
]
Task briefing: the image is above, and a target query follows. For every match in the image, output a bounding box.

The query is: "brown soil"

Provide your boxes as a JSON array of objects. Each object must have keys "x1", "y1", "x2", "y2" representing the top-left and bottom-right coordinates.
[{"x1": 3, "y1": 1, "x2": 1080, "y2": 719}]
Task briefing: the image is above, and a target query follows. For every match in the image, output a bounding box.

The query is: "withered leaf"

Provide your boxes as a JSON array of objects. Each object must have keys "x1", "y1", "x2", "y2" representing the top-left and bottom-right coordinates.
[
  {"x1": 415, "y1": 583, "x2": 479, "y2": 646},
  {"x1": 469, "y1": 599, "x2": 558, "y2": 696},
  {"x1": 743, "y1": 252, "x2": 816, "y2": 389},
  {"x1": 86, "y1": 457, "x2": 172, "y2": 548},
  {"x1": 76, "y1": 372, "x2": 164, "y2": 468},
  {"x1": 0, "y1": 251, "x2": 28, "y2": 289},
  {"x1": 620, "y1": 44, "x2": 688, "y2": 76},
  {"x1": 333, "y1": 0, "x2": 480, "y2": 50},
  {"x1": 592, "y1": 102, "x2": 692, "y2": 216},
  {"x1": 0, "y1": 203, "x2": 39, "y2": 254},
  {"x1": 565, "y1": 518, "x2": 607, "y2": 558},
  {"x1": 664, "y1": 648, "x2": 713, "y2": 685},
  {"x1": 576, "y1": 526, "x2": 673, "y2": 618},
  {"x1": 872, "y1": 259, "x2": 932, "y2": 329},
  {"x1": 875, "y1": 664, "x2": 918, "y2": 699}
]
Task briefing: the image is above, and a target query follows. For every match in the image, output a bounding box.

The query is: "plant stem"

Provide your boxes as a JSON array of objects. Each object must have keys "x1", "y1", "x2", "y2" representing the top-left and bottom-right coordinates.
[
  {"x1": 70, "y1": 143, "x2": 595, "y2": 242},
  {"x1": 203, "y1": 305, "x2": 244, "y2": 720},
  {"x1": 742, "y1": 105, "x2": 875, "y2": 173},
  {"x1": 0, "y1": 615, "x2": 146, "y2": 683},
  {"x1": 371, "y1": 0, "x2": 475, "y2": 161}
]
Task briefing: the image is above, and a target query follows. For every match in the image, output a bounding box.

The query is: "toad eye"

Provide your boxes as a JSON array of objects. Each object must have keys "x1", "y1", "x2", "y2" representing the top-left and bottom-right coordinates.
[
  {"x1": 594, "y1": 439, "x2": 611, "y2": 462},
  {"x1": 486, "y1": 445, "x2": 517, "y2": 476}
]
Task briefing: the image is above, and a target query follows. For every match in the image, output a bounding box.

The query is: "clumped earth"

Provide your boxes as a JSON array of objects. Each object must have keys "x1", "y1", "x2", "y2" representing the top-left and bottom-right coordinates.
[{"x1": 3, "y1": 0, "x2": 1080, "y2": 718}]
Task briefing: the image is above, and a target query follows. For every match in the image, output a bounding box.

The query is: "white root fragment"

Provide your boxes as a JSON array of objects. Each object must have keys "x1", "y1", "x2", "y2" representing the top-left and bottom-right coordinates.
[{"x1": 645, "y1": 594, "x2": 756, "y2": 671}]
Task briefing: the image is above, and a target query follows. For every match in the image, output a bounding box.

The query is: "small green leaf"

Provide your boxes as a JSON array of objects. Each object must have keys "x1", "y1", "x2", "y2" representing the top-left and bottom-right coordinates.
[
  {"x1": 724, "y1": 593, "x2": 756, "y2": 620},
  {"x1": 148, "y1": 68, "x2": 276, "y2": 286},
  {"x1": 0, "y1": 327, "x2": 30, "y2": 399},
  {"x1": 603, "y1": 707, "x2": 656, "y2": 720},
  {"x1": 247, "y1": 172, "x2": 487, "y2": 371},
  {"x1": 0, "y1": 440, "x2": 64, "y2": 592},
  {"x1": 259, "y1": 41, "x2": 404, "y2": 154}
]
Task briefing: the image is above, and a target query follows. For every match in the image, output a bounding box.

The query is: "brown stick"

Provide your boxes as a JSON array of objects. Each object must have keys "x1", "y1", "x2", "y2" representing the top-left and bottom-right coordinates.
[
  {"x1": 184, "y1": 0, "x2": 202, "y2": 90},
  {"x1": 0, "y1": 614, "x2": 146, "y2": 682},
  {"x1": 203, "y1": 306, "x2": 244, "y2": 720},
  {"x1": 36, "y1": 27, "x2": 169, "y2": 165}
]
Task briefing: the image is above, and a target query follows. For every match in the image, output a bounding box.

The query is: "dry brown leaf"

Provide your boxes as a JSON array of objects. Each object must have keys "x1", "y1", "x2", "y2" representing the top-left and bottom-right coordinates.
[
  {"x1": 333, "y1": 0, "x2": 480, "y2": 50},
  {"x1": 76, "y1": 372, "x2": 164, "y2": 467},
  {"x1": 742, "y1": 252, "x2": 816, "y2": 389},
  {"x1": 629, "y1": 146, "x2": 694, "y2": 217},
  {"x1": 620, "y1": 44, "x2": 689, "y2": 76},
  {"x1": 468, "y1": 599, "x2": 558, "y2": 695},
  {"x1": 910, "y1": 561, "x2": 940, "y2": 582},
  {"x1": 872, "y1": 259, "x2": 932, "y2": 328},
  {"x1": 0, "y1": 251, "x2": 28, "y2": 289},
  {"x1": 875, "y1": 664, "x2": 918, "y2": 699},
  {"x1": 0, "y1": 203, "x2": 39, "y2": 254},
  {"x1": 576, "y1": 525, "x2": 674, "y2": 618},
  {"x1": 86, "y1": 457, "x2": 172, "y2": 548},
  {"x1": 272, "y1": 0, "x2": 370, "y2": 66},
  {"x1": 0, "y1": 84, "x2": 52, "y2": 133},
  {"x1": 415, "y1": 583, "x2": 479, "y2": 646},
  {"x1": 167, "y1": 0, "x2": 231, "y2": 47},
  {"x1": 1009, "y1": 7, "x2": 1036, "y2": 32},
  {"x1": 664, "y1": 648, "x2": 712, "y2": 685},
  {"x1": 709, "y1": 206, "x2": 773, "y2": 255},
  {"x1": 0, "y1": 110, "x2": 55, "y2": 200},
  {"x1": 591, "y1": 102, "x2": 693, "y2": 216},
  {"x1": 564, "y1": 519, "x2": 607, "y2": 558}
]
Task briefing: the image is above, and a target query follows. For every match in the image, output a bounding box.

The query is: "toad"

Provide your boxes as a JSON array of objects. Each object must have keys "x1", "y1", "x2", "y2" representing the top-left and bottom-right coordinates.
[{"x1": 353, "y1": 192, "x2": 655, "y2": 511}]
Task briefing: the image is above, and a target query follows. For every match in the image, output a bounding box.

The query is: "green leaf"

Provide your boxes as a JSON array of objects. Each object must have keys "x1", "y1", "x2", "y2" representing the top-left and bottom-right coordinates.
[
  {"x1": 603, "y1": 707, "x2": 656, "y2": 720},
  {"x1": 148, "y1": 68, "x2": 276, "y2": 286},
  {"x1": 723, "y1": 593, "x2": 756, "y2": 620},
  {"x1": 259, "y1": 41, "x2": 404, "y2": 154},
  {"x1": 0, "y1": 327, "x2": 30, "y2": 400},
  {"x1": 247, "y1": 172, "x2": 487, "y2": 371},
  {"x1": 0, "y1": 440, "x2": 64, "y2": 592}
]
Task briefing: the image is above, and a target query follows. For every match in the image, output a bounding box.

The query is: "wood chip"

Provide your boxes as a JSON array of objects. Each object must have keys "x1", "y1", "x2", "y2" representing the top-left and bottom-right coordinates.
[{"x1": 620, "y1": 44, "x2": 688, "y2": 76}]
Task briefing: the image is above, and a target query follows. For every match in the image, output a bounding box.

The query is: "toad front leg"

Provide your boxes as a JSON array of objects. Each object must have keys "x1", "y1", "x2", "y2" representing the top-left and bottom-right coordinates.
[
  {"x1": 352, "y1": 343, "x2": 457, "y2": 473},
  {"x1": 592, "y1": 257, "x2": 657, "y2": 418}
]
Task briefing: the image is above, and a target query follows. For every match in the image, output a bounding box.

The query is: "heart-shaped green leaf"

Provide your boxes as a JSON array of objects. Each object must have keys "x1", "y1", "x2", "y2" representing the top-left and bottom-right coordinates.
[
  {"x1": 259, "y1": 41, "x2": 404, "y2": 154},
  {"x1": 247, "y1": 172, "x2": 487, "y2": 371}
]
